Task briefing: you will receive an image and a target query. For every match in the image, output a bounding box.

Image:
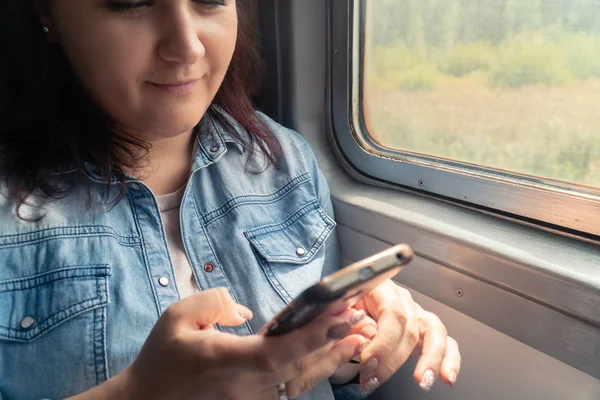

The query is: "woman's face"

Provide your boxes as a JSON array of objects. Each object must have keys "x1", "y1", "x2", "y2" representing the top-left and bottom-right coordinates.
[{"x1": 46, "y1": 0, "x2": 238, "y2": 140}]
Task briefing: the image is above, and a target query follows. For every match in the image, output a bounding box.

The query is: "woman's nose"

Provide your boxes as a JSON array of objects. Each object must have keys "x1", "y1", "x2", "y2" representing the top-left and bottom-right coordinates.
[{"x1": 157, "y1": 8, "x2": 206, "y2": 65}]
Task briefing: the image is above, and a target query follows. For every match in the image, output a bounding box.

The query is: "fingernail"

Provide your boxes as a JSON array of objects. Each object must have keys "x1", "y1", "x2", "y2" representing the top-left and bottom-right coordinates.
[
  {"x1": 237, "y1": 305, "x2": 253, "y2": 320},
  {"x1": 359, "y1": 377, "x2": 380, "y2": 396},
  {"x1": 356, "y1": 339, "x2": 371, "y2": 356},
  {"x1": 448, "y1": 370, "x2": 457, "y2": 387},
  {"x1": 327, "y1": 322, "x2": 352, "y2": 340},
  {"x1": 419, "y1": 369, "x2": 436, "y2": 392},
  {"x1": 353, "y1": 339, "x2": 370, "y2": 357},
  {"x1": 360, "y1": 357, "x2": 379, "y2": 380},
  {"x1": 350, "y1": 310, "x2": 366, "y2": 326}
]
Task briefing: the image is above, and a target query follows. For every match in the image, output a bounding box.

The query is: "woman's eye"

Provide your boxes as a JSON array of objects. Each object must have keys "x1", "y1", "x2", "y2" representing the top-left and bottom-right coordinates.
[
  {"x1": 194, "y1": 0, "x2": 227, "y2": 8},
  {"x1": 106, "y1": 0, "x2": 227, "y2": 14},
  {"x1": 106, "y1": 1, "x2": 154, "y2": 13}
]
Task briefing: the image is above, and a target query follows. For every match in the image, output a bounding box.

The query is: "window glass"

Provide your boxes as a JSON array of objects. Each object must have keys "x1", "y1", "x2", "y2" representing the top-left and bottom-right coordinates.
[{"x1": 363, "y1": 0, "x2": 600, "y2": 188}]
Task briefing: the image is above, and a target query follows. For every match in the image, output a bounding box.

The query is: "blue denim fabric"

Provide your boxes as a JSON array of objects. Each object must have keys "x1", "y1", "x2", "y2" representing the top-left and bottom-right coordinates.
[
  {"x1": 0, "y1": 112, "x2": 344, "y2": 399},
  {"x1": 332, "y1": 384, "x2": 366, "y2": 400}
]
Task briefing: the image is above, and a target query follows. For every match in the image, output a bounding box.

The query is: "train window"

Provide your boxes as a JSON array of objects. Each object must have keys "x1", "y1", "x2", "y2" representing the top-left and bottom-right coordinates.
[
  {"x1": 364, "y1": 0, "x2": 600, "y2": 187},
  {"x1": 330, "y1": 0, "x2": 600, "y2": 236}
]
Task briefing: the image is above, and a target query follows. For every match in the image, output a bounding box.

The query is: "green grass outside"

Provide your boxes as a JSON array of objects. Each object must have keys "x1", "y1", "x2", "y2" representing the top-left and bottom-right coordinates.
[{"x1": 365, "y1": 34, "x2": 600, "y2": 187}]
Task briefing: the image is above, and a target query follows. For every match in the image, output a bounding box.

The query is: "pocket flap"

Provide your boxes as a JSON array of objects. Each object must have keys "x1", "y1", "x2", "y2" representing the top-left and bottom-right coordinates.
[
  {"x1": 0, "y1": 266, "x2": 111, "y2": 342},
  {"x1": 244, "y1": 203, "x2": 336, "y2": 264}
]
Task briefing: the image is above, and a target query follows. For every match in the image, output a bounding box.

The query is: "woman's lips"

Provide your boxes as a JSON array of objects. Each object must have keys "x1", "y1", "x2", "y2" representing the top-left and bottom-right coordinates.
[{"x1": 148, "y1": 79, "x2": 200, "y2": 95}]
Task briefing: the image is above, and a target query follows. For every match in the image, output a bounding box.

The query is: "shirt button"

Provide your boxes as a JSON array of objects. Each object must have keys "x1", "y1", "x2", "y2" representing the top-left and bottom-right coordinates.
[
  {"x1": 296, "y1": 247, "x2": 306, "y2": 256},
  {"x1": 130, "y1": 183, "x2": 142, "y2": 191},
  {"x1": 204, "y1": 262, "x2": 215, "y2": 273},
  {"x1": 20, "y1": 316, "x2": 35, "y2": 330},
  {"x1": 158, "y1": 276, "x2": 170, "y2": 287},
  {"x1": 210, "y1": 145, "x2": 220, "y2": 153}
]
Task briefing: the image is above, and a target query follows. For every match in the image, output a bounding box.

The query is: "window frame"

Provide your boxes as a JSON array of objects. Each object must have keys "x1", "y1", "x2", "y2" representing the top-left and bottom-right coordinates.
[{"x1": 328, "y1": 0, "x2": 600, "y2": 238}]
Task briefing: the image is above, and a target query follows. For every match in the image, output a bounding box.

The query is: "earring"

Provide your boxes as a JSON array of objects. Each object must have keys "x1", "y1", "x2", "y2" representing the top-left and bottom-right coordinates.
[{"x1": 43, "y1": 26, "x2": 50, "y2": 34}]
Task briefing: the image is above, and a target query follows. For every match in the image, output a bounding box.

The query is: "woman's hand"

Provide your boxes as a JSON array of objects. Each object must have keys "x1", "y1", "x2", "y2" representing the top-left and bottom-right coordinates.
[
  {"x1": 75, "y1": 287, "x2": 369, "y2": 400},
  {"x1": 350, "y1": 280, "x2": 462, "y2": 395}
]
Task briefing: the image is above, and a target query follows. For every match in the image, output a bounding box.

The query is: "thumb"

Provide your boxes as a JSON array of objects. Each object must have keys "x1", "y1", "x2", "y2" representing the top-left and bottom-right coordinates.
[{"x1": 169, "y1": 287, "x2": 253, "y2": 328}]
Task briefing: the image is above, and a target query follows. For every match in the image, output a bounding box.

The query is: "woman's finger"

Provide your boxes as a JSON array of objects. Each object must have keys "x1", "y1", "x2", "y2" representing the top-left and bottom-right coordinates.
[
  {"x1": 440, "y1": 336, "x2": 461, "y2": 387},
  {"x1": 413, "y1": 309, "x2": 449, "y2": 392},
  {"x1": 209, "y1": 308, "x2": 360, "y2": 384},
  {"x1": 355, "y1": 284, "x2": 420, "y2": 396},
  {"x1": 286, "y1": 334, "x2": 366, "y2": 398},
  {"x1": 273, "y1": 308, "x2": 368, "y2": 382},
  {"x1": 410, "y1": 304, "x2": 424, "y2": 356},
  {"x1": 166, "y1": 287, "x2": 252, "y2": 328},
  {"x1": 348, "y1": 313, "x2": 378, "y2": 340}
]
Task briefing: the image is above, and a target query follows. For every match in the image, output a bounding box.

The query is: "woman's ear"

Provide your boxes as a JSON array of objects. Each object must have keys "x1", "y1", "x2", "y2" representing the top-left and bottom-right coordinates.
[{"x1": 35, "y1": 0, "x2": 59, "y2": 42}]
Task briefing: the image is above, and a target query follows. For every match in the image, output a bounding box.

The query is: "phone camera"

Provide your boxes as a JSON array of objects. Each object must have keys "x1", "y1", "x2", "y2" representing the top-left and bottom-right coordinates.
[
  {"x1": 359, "y1": 266, "x2": 375, "y2": 280},
  {"x1": 396, "y1": 253, "x2": 404, "y2": 262}
]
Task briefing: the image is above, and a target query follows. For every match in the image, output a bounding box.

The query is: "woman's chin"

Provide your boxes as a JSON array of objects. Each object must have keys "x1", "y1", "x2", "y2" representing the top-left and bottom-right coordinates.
[{"x1": 133, "y1": 119, "x2": 203, "y2": 141}]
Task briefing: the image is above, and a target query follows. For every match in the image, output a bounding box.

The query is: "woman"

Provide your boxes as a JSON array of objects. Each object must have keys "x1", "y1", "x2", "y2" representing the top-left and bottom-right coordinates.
[{"x1": 0, "y1": 1, "x2": 461, "y2": 399}]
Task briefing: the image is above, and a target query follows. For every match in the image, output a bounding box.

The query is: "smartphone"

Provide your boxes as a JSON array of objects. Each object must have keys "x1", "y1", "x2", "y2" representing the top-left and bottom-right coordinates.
[{"x1": 261, "y1": 244, "x2": 413, "y2": 337}]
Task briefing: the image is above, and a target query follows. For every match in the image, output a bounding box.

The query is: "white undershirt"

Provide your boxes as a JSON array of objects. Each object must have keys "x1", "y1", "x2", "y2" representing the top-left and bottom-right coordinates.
[{"x1": 156, "y1": 187, "x2": 201, "y2": 299}]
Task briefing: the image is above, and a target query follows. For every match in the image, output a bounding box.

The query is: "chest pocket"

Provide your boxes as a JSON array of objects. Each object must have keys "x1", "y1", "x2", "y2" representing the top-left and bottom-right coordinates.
[
  {"x1": 0, "y1": 265, "x2": 111, "y2": 398},
  {"x1": 244, "y1": 202, "x2": 336, "y2": 303},
  {"x1": 0, "y1": 266, "x2": 110, "y2": 342}
]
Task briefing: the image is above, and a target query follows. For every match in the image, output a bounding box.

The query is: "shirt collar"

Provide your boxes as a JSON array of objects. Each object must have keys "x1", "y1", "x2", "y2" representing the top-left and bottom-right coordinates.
[{"x1": 191, "y1": 110, "x2": 244, "y2": 172}]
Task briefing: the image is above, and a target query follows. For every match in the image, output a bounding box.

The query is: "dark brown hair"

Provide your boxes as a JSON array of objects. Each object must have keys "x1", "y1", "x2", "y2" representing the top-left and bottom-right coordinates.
[{"x1": 0, "y1": 1, "x2": 279, "y2": 212}]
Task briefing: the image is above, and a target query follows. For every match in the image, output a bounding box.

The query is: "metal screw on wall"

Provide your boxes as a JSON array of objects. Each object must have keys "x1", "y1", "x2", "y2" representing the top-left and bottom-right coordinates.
[{"x1": 456, "y1": 288, "x2": 464, "y2": 297}]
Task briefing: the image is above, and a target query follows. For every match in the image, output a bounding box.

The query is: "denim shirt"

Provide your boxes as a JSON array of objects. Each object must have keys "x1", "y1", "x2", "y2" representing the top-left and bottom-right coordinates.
[{"x1": 0, "y1": 112, "x2": 363, "y2": 400}]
